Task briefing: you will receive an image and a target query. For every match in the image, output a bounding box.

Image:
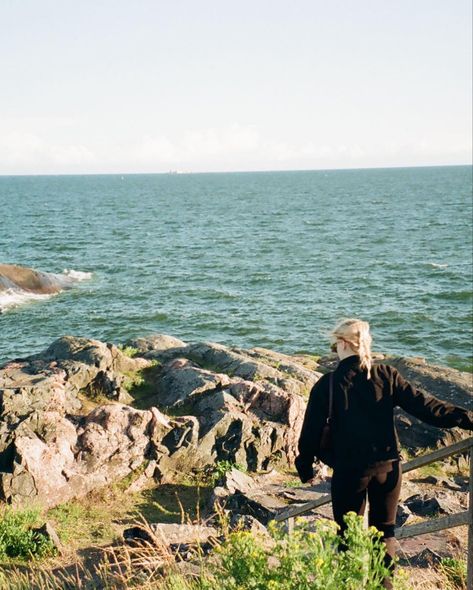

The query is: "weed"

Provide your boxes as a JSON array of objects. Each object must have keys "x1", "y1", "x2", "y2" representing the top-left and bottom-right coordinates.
[{"x1": 0, "y1": 506, "x2": 56, "y2": 561}]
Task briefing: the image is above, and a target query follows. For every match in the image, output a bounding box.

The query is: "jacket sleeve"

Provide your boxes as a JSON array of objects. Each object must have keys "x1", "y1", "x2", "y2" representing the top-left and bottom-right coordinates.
[
  {"x1": 392, "y1": 368, "x2": 473, "y2": 430},
  {"x1": 295, "y1": 374, "x2": 330, "y2": 483}
]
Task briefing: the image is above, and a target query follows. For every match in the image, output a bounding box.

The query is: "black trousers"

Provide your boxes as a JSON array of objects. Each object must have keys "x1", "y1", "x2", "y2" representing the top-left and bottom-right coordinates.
[{"x1": 331, "y1": 460, "x2": 402, "y2": 539}]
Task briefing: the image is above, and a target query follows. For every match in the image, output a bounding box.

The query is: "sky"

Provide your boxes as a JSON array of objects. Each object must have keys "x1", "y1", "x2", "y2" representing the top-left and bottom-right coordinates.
[{"x1": 0, "y1": 0, "x2": 471, "y2": 174}]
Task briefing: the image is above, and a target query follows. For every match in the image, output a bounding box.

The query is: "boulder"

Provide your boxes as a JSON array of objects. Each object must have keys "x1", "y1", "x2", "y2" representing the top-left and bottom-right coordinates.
[
  {"x1": 397, "y1": 531, "x2": 461, "y2": 567},
  {"x1": 0, "y1": 405, "x2": 173, "y2": 507},
  {"x1": 395, "y1": 504, "x2": 414, "y2": 527},
  {"x1": 145, "y1": 356, "x2": 309, "y2": 471},
  {"x1": 0, "y1": 263, "x2": 77, "y2": 297},
  {"x1": 221, "y1": 467, "x2": 256, "y2": 494}
]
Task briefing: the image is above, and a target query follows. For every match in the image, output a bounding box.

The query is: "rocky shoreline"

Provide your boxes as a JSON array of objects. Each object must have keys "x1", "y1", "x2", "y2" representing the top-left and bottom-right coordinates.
[{"x1": 0, "y1": 334, "x2": 471, "y2": 585}]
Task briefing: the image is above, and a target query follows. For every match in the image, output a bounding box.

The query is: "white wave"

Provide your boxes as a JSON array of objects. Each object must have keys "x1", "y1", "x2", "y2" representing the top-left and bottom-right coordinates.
[
  {"x1": 62, "y1": 269, "x2": 93, "y2": 281},
  {"x1": 428, "y1": 263, "x2": 449, "y2": 269},
  {"x1": 0, "y1": 288, "x2": 52, "y2": 314}
]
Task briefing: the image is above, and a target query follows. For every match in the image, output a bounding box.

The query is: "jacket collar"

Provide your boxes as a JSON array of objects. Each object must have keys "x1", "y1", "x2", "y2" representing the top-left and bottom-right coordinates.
[{"x1": 335, "y1": 355, "x2": 361, "y2": 371}]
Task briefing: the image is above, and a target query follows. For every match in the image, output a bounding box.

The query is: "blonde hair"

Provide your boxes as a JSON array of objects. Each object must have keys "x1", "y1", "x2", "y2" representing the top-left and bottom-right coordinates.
[{"x1": 331, "y1": 318, "x2": 373, "y2": 379}]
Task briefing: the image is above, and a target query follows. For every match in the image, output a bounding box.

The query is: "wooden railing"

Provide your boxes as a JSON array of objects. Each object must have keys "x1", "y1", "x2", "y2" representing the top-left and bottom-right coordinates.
[{"x1": 274, "y1": 436, "x2": 473, "y2": 589}]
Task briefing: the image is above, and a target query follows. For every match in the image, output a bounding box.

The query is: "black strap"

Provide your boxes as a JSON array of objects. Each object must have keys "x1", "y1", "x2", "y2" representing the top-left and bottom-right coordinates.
[{"x1": 327, "y1": 372, "x2": 334, "y2": 423}]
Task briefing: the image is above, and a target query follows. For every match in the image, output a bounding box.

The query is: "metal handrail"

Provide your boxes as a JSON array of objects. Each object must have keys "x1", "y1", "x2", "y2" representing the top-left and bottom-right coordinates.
[{"x1": 274, "y1": 436, "x2": 473, "y2": 589}]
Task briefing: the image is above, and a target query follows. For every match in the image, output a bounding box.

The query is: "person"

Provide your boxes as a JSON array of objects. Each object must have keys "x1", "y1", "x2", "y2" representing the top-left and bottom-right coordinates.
[{"x1": 295, "y1": 318, "x2": 473, "y2": 588}]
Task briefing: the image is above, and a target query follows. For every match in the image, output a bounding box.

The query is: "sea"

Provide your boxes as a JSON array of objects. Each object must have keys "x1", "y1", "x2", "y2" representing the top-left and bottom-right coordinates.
[{"x1": 1, "y1": 165, "x2": 472, "y2": 370}]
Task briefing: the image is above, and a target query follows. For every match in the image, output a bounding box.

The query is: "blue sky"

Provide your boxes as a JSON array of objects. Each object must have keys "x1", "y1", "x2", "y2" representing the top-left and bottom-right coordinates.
[{"x1": 1, "y1": 0, "x2": 471, "y2": 174}]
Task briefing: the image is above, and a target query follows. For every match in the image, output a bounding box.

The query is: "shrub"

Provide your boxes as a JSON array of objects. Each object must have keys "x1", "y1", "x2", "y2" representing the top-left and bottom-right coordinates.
[
  {"x1": 0, "y1": 507, "x2": 56, "y2": 560},
  {"x1": 201, "y1": 513, "x2": 394, "y2": 590}
]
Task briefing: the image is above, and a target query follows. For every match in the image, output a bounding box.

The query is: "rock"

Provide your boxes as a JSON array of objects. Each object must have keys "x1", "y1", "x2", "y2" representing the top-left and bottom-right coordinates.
[
  {"x1": 123, "y1": 523, "x2": 219, "y2": 546},
  {"x1": 225, "y1": 490, "x2": 287, "y2": 525},
  {"x1": 404, "y1": 493, "x2": 459, "y2": 516},
  {"x1": 124, "y1": 461, "x2": 161, "y2": 493},
  {"x1": 155, "y1": 359, "x2": 232, "y2": 408},
  {"x1": 0, "y1": 264, "x2": 81, "y2": 314},
  {"x1": 0, "y1": 405, "x2": 173, "y2": 507},
  {"x1": 147, "y1": 360, "x2": 308, "y2": 471},
  {"x1": 127, "y1": 334, "x2": 187, "y2": 355},
  {"x1": 396, "y1": 504, "x2": 414, "y2": 527},
  {"x1": 413, "y1": 475, "x2": 463, "y2": 491},
  {"x1": 221, "y1": 468, "x2": 256, "y2": 494},
  {"x1": 281, "y1": 487, "x2": 329, "y2": 503},
  {"x1": 244, "y1": 347, "x2": 322, "y2": 389},
  {"x1": 1, "y1": 333, "x2": 471, "y2": 513},
  {"x1": 404, "y1": 547, "x2": 442, "y2": 567},
  {"x1": 38, "y1": 335, "x2": 150, "y2": 376},
  {"x1": 397, "y1": 532, "x2": 458, "y2": 566}
]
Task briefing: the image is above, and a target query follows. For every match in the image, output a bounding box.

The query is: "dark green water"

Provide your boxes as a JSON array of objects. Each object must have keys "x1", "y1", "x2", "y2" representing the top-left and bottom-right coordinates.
[{"x1": 1, "y1": 166, "x2": 472, "y2": 370}]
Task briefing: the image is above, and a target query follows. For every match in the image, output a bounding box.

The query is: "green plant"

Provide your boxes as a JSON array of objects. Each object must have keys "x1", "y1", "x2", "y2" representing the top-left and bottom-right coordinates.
[
  {"x1": 117, "y1": 345, "x2": 140, "y2": 358},
  {"x1": 0, "y1": 507, "x2": 56, "y2": 560},
  {"x1": 437, "y1": 557, "x2": 467, "y2": 589},
  {"x1": 201, "y1": 513, "x2": 394, "y2": 590},
  {"x1": 201, "y1": 459, "x2": 246, "y2": 486},
  {"x1": 123, "y1": 370, "x2": 145, "y2": 391}
]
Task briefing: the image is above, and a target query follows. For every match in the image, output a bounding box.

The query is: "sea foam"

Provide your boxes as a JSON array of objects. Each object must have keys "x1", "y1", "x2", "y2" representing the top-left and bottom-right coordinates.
[
  {"x1": 63, "y1": 269, "x2": 93, "y2": 281},
  {"x1": 0, "y1": 289, "x2": 53, "y2": 313}
]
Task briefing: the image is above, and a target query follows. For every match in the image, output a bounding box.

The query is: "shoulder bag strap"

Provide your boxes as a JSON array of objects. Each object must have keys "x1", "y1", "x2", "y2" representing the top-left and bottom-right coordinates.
[{"x1": 327, "y1": 372, "x2": 334, "y2": 423}]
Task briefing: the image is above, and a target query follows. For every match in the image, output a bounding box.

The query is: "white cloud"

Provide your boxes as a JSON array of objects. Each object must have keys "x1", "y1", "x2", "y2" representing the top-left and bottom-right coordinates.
[
  {"x1": 0, "y1": 122, "x2": 470, "y2": 174},
  {"x1": 0, "y1": 130, "x2": 96, "y2": 173}
]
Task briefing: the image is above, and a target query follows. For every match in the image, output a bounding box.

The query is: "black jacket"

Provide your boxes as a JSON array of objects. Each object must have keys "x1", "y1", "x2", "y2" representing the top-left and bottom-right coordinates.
[{"x1": 295, "y1": 355, "x2": 473, "y2": 482}]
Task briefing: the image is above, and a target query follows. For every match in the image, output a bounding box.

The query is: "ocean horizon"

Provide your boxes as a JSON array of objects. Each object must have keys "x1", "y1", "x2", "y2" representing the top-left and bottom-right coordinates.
[{"x1": 1, "y1": 162, "x2": 470, "y2": 178}]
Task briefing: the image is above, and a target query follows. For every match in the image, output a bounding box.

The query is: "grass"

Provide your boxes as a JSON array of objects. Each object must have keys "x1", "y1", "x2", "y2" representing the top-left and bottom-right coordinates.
[
  {"x1": 45, "y1": 471, "x2": 215, "y2": 553},
  {"x1": 125, "y1": 364, "x2": 162, "y2": 409},
  {"x1": 47, "y1": 483, "x2": 138, "y2": 551},
  {"x1": 436, "y1": 557, "x2": 467, "y2": 590}
]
